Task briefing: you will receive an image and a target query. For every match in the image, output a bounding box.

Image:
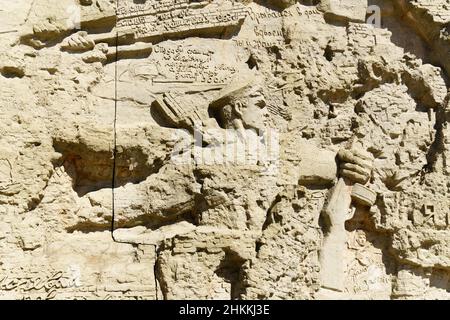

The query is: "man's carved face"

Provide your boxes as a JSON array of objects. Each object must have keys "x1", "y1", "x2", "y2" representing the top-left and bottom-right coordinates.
[{"x1": 235, "y1": 85, "x2": 267, "y2": 131}]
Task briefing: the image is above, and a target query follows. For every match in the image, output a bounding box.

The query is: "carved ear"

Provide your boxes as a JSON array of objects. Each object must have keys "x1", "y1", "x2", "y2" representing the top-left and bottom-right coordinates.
[{"x1": 234, "y1": 101, "x2": 244, "y2": 118}]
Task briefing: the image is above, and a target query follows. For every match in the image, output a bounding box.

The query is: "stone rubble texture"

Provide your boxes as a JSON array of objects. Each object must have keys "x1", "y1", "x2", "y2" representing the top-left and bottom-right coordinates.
[{"x1": 0, "y1": 0, "x2": 449, "y2": 300}]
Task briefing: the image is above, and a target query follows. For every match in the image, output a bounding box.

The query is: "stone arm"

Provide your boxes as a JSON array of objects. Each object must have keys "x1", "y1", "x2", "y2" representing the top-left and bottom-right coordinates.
[
  {"x1": 61, "y1": 31, "x2": 153, "y2": 63},
  {"x1": 311, "y1": 146, "x2": 374, "y2": 292},
  {"x1": 297, "y1": 143, "x2": 373, "y2": 186}
]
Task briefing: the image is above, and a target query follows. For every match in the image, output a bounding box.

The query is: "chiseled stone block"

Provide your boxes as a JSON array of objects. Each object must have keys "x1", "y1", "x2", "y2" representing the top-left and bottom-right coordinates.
[{"x1": 319, "y1": 0, "x2": 368, "y2": 22}]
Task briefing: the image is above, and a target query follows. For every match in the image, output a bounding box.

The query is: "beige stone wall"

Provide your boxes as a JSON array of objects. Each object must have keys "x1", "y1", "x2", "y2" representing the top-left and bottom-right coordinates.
[{"x1": 0, "y1": 0, "x2": 449, "y2": 300}]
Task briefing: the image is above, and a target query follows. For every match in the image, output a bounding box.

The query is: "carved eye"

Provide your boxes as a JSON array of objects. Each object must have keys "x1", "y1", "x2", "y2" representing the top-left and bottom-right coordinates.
[{"x1": 249, "y1": 89, "x2": 263, "y2": 98}]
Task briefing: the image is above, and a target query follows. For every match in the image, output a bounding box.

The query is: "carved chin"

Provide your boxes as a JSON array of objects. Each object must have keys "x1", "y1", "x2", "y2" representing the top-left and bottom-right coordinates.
[{"x1": 243, "y1": 121, "x2": 265, "y2": 131}]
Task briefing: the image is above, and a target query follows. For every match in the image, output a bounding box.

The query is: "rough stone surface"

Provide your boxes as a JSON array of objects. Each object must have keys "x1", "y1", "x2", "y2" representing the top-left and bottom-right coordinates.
[{"x1": 0, "y1": 0, "x2": 449, "y2": 300}]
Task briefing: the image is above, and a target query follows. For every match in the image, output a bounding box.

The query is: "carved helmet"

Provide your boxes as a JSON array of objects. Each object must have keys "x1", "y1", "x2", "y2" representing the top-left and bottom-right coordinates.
[{"x1": 209, "y1": 69, "x2": 262, "y2": 111}]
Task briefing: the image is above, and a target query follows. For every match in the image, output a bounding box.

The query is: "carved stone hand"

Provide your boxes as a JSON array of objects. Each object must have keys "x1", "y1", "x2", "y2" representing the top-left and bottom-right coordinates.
[
  {"x1": 61, "y1": 31, "x2": 95, "y2": 52},
  {"x1": 337, "y1": 148, "x2": 374, "y2": 185}
]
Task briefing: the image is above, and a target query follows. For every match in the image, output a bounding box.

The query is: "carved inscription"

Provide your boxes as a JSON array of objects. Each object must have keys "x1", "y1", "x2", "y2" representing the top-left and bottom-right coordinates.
[
  {"x1": 0, "y1": 270, "x2": 80, "y2": 300},
  {"x1": 149, "y1": 43, "x2": 238, "y2": 85},
  {"x1": 117, "y1": 0, "x2": 249, "y2": 39}
]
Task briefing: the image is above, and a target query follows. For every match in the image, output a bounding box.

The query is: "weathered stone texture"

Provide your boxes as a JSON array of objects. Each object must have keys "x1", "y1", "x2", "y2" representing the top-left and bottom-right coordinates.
[{"x1": 0, "y1": 0, "x2": 449, "y2": 300}]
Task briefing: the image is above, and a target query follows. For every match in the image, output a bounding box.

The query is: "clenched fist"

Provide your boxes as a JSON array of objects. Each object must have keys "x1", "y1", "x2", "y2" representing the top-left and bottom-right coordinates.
[
  {"x1": 61, "y1": 31, "x2": 95, "y2": 52},
  {"x1": 337, "y1": 148, "x2": 373, "y2": 185}
]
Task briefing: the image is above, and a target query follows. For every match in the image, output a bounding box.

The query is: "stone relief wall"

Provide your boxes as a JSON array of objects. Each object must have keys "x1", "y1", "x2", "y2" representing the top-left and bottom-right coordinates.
[{"x1": 0, "y1": 0, "x2": 449, "y2": 300}]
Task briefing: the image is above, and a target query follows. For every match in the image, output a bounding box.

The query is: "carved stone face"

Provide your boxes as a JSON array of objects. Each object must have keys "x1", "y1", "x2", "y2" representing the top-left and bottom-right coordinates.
[{"x1": 235, "y1": 85, "x2": 267, "y2": 131}]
